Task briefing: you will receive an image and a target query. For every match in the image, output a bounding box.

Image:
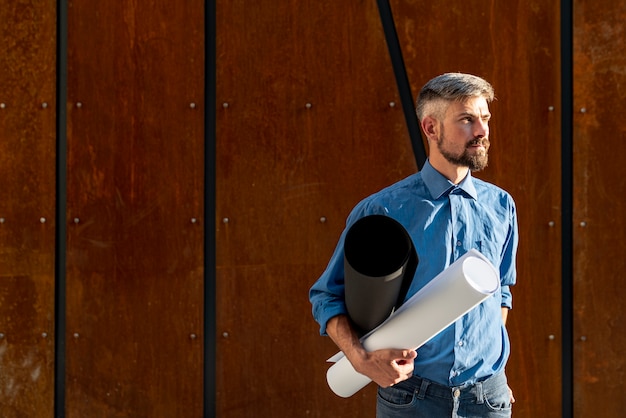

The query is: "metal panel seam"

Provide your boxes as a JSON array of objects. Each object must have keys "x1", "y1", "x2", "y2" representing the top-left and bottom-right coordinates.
[
  {"x1": 204, "y1": 0, "x2": 217, "y2": 417},
  {"x1": 560, "y1": 0, "x2": 574, "y2": 416},
  {"x1": 54, "y1": 0, "x2": 68, "y2": 416},
  {"x1": 376, "y1": 0, "x2": 427, "y2": 170}
]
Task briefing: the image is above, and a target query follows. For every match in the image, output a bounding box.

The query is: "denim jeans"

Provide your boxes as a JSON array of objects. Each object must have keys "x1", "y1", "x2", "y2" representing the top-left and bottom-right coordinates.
[{"x1": 376, "y1": 372, "x2": 512, "y2": 418}]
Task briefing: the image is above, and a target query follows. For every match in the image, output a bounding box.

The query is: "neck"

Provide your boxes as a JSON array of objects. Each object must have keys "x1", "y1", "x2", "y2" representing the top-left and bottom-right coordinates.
[{"x1": 429, "y1": 155, "x2": 470, "y2": 184}]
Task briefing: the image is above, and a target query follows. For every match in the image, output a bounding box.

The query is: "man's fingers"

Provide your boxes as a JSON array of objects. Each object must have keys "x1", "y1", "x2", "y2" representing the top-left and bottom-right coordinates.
[
  {"x1": 361, "y1": 349, "x2": 417, "y2": 388},
  {"x1": 389, "y1": 349, "x2": 417, "y2": 360},
  {"x1": 390, "y1": 349, "x2": 417, "y2": 365}
]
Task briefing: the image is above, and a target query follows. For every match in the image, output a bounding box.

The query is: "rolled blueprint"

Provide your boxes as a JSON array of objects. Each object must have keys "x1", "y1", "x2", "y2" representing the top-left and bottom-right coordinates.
[
  {"x1": 344, "y1": 215, "x2": 417, "y2": 334},
  {"x1": 327, "y1": 249, "x2": 500, "y2": 398}
]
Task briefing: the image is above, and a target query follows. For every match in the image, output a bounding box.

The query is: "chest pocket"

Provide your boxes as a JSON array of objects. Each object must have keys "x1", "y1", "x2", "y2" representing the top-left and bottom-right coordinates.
[{"x1": 473, "y1": 231, "x2": 503, "y2": 269}]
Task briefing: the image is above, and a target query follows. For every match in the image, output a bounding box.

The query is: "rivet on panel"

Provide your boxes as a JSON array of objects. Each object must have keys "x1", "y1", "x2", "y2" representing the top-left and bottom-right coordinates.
[
  {"x1": 190, "y1": 102, "x2": 197, "y2": 109},
  {"x1": 0, "y1": 333, "x2": 5, "y2": 339},
  {"x1": 580, "y1": 107, "x2": 587, "y2": 113},
  {"x1": 389, "y1": 101, "x2": 396, "y2": 108},
  {"x1": 41, "y1": 102, "x2": 48, "y2": 109},
  {"x1": 222, "y1": 332, "x2": 229, "y2": 338},
  {"x1": 305, "y1": 102, "x2": 312, "y2": 109},
  {"x1": 580, "y1": 336, "x2": 587, "y2": 341},
  {"x1": 0, "y1": 103, "x2": 5, "y2": 109},
  {"x1": 548, "y1": 221, "x2": 555, "y2": 227},
  {"x1": 580, "y1": 221, "x2": 587, "y2": 227},
  {"x1": 73, "y1": 333, "x2": 80, "y2": 338},
  {"x1": 548, "y1": 334, "x2": 555, "y2": 340},
  {"x1": 222, "y1": 102, "x2": 229, "y2": 108},
  {"x1": 548, "y1": 106, "x2": 554, "y2": 111},
  {"x1": 42, "y1": 332, "x2": 48, "y2": 338},
  {"x1": 73, "y1": 218, "x2": 80, "y2": 224},
  {"x1": 189, "y1": 333, "x2": 197, "y2": 340},
  {"x1": 40, "y1": 217, "x2": 46, "y2": 223},
  {"x1": 320, "y1": 216, "x2": 327, "y2": 223},
  {"x1": 76, "y1": 102, "x2": 83, "y2": 108},
  {"x1": 191, "y1": 218, "x2": 198, "y2": 224},
  {"x1": 0, "y1": 218, "x2": 5, "y2": 223},
  {"x1": 222, "y1": 217, "x2": 229, "y2": 224}
]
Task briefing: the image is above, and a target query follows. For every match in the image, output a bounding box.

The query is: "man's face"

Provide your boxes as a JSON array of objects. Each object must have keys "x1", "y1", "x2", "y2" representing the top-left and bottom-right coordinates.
[{"x1": 436, "y1": 97, "x2": 491, "y2": 171}]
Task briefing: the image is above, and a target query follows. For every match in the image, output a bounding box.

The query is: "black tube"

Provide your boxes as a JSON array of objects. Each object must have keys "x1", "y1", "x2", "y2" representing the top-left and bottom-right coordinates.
[{"x1": 344, "y1": 215, "x2": 417, "y2": 334}]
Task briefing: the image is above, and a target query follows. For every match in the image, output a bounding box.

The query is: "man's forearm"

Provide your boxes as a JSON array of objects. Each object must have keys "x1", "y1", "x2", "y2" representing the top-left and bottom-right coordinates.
[{"x1": 325, "y1": 314, "x2": 367, "y2": 364}]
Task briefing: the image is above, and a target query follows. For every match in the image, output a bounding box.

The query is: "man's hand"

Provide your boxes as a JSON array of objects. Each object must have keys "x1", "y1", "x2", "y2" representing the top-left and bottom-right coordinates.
[
  {"x1": 509, "y1": 386, "x2": 516, "y2": 404},
  {"x1": 350, "y1": 348, "x2": 417, "y2": 388},
  {"x1": 325, "y1": 314, "x2": 417, "y2": 388}
]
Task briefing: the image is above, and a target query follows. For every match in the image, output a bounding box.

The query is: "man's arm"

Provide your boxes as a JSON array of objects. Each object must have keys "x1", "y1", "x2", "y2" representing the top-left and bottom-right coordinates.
[
  {"x1": 500, "y1": 307, "x2": 516, "y2": 403},
  {"x1": 326, "y1": 314, "x2": 417, "y2": 388},
  {"x1": 501, "y1": 307, "x2": 509, "y2": 325}
]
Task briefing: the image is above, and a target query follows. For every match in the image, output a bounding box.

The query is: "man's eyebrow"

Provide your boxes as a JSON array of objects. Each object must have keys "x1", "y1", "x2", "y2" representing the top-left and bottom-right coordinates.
[{"x1": 457, "y1": 111, "x2": 491, "y2": 119}]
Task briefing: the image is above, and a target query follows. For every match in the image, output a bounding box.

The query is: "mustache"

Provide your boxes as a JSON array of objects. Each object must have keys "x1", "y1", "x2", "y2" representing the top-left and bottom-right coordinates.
[{"x1": 467, "y1": 138, "x2": 490, "y2": 147}]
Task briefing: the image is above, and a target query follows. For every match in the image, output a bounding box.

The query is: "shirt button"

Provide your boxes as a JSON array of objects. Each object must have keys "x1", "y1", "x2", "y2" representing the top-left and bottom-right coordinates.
[
  {"x1": 458, "y1": 341, "x2": 464, "y2": 346},
  {"x1": 453, "y1": 389, "x2": 461, "y2": 398},
  {"x1": 456, "y1": 240, "x2": 462, "y2": 247}
]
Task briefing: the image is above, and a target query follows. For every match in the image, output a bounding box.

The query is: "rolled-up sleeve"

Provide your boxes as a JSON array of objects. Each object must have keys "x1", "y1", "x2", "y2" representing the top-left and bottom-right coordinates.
[
  {"x1": 500, "y1": 285, "x2": 512, "y2": 309},
  {"x1": 309, "y1": 235, "x2": 348, "y2": 335}
]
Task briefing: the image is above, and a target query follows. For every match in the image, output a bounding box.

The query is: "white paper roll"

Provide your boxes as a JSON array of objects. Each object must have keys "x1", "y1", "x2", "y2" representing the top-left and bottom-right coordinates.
[{"x1": 326, "y1": 249, "x2": 500, "y2": 398}]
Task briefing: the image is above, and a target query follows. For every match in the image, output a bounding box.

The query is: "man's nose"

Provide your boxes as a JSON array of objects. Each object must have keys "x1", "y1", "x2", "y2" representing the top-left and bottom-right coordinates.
[{"x1": 475, "y1": 120, "x2": 489, "y2": 137}]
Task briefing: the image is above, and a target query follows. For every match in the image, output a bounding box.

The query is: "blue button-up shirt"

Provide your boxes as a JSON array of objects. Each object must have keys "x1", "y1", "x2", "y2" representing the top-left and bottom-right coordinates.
[{"x1": 310, "y1": 160, "x2": 518, "y2": 386}]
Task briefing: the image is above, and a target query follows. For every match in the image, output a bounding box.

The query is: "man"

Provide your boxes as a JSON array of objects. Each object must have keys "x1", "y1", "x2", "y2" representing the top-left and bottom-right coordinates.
[{"x1": 309, "y1": 73, "x2": 518, "y2": 417}]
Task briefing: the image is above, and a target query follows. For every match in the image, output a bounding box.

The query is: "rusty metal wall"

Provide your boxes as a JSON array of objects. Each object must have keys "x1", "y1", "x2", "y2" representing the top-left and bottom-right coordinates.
[
  {"x1": 63, "y1": 1, "x2": 205, "y2": 417},
  {"x1": 1, "y1": 0, "x2": 625, "y2": 417},
  {"x1": 215, "y1": 2, "x2": 416, "y2": 416},
  {"x1": 0, "y1": 1, "x2": 57, "y2": 416},
  {"x1": 572, "y1": 1, "x2": 626, "y2": 417}
]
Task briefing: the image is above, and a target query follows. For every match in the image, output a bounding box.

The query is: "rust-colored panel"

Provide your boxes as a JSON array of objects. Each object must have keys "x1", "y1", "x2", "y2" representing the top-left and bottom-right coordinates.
[
  {"x1": 216, "y1": 265, "x2": 378, "y2": 417},
  {"x1": 391, "y1": 1, "x2": 563, "y2": 416},
  {"x1": 573, "y1": 2, "x2": 626, "y2": 417},
  {"x1": 66, "y1": 2, "x2": 204, "y2": 417},
  {"x1": 0, "y1": 1, "x2": 57, "y2": 416},
  {"x1": 216, "y1": 1, "x2": 416, "y2": 416}
]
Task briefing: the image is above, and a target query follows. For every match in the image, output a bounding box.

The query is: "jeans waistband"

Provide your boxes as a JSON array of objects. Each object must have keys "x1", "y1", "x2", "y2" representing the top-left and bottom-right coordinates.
[{"x1": 398, "y1": 372, "x2": 508, "y2": 403}]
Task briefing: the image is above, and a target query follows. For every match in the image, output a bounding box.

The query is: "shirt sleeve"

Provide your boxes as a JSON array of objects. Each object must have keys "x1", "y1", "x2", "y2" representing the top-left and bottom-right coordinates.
[
  {"x1": 500, "y1": 285, "x2": 512, "y2": 309},
  {"x1": 309, "y1": 236, "x2": 348, "y2": 336},
  {"x1": 499, "y1": 195, "x2": 519, "y2": 309}
]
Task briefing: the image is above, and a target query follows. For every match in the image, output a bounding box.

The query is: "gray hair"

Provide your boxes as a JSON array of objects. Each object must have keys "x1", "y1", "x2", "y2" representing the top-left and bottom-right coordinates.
[{"x1": 415, "y1": 73, "x2": 495, "y2": 121}]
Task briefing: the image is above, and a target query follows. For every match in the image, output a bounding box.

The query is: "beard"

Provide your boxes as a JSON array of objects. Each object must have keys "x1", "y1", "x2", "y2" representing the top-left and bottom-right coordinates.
[{"x1": 437, "y1": 135, "x2": 490, "y2": 172}]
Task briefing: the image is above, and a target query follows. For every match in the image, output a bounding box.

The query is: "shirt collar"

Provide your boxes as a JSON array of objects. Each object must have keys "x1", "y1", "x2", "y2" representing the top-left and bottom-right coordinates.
[{"x1": 421, "y1": 159, "x2": 478, "y2": 200}]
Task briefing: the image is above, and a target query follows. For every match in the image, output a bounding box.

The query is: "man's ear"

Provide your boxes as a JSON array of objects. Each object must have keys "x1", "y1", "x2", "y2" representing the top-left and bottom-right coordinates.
[{"x1": 421, "y1": 116, "x2": 439, "y2": 140}]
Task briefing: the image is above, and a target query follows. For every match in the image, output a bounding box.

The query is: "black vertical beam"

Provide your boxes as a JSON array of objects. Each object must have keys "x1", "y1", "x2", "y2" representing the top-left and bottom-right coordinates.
[
  {"x1": 376, "y1": 0, "x2": 427, "y2": 170},
  {"x1": 203, "y1": 0, "x2": 217, "y2": 417},
  {"x1": 55, "y1": 0, "x2": 68, "y2": 416},
  {"x1": 561, "y1": 0, "x2": 574, "y2": 416}
]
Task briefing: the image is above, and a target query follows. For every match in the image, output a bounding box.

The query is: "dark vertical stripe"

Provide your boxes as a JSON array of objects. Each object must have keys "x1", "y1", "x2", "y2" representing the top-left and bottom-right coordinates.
[
  {"x1": 561, "y1": 0, "x2": 574, "y2": 416},
  {"x1": 203, "y1": 1, "x2": 217, "y2": 417},
  {"x1": 55, "y1": 0, "x2": 68, "y2": 416},
  {"x1": 376, "y1": 0, "x2": 427, "y2": 170}
]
